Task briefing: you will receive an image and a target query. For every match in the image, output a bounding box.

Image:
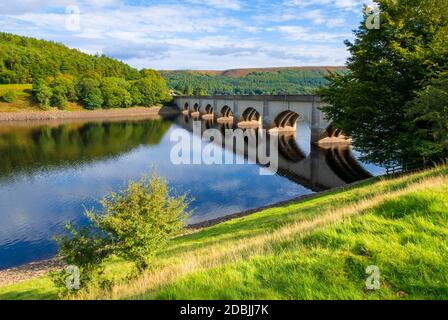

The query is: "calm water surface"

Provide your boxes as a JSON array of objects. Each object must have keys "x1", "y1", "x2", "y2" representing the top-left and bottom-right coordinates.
[{"x1": 0, "y1": 115, "x2": 385, "y2": 269}]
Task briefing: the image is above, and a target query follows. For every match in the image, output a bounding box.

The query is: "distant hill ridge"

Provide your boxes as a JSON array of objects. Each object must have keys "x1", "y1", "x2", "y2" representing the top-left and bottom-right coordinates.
[
  {"x1": 161, "y1": 67, "x2": 348, "y2": 95},
  {"x1": 161, "y1": 66, "x2": 347, "y2": 78}
]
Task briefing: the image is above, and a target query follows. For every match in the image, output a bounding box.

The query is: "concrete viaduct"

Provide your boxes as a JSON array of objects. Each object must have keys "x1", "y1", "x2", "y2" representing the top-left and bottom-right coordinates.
[{"x1": 173, "y1": 95, "x2": 348, "y2": 144}]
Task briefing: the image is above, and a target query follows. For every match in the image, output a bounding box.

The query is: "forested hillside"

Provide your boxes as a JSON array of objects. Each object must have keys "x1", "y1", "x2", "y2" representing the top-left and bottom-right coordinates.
[
  {"x1": 161, "y1": 67, "x2": 347, "y2": 95},
  {"x1": 0, "y1": 33, "x2": 140, "y2": 84},
  {"x1": 0, "y1": 33, "x2": 171, "y2": 111}
]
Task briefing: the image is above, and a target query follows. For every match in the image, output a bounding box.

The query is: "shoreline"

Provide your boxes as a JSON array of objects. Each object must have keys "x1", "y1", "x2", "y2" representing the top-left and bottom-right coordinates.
[
  {"x1": 0, "y1": 177, "x2": 375, "y2": 287},
  {"x1": 188, "y1": 177, "x2": 373, "y2": 229},
  {"x1": 0, "y1": 259, "x2": 63, "y2": 287},
  {"x1": 0, "y1": 106, "x2": 180, "y2": 122}
]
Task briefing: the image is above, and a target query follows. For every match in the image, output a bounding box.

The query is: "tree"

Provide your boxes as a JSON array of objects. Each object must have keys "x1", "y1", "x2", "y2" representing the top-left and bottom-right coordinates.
[
  {"x1": 193, "y1": 87, "x2": 208, "y2": 96},
  {"x1": 100, "y1": 77, "x2": 132, "y2": 108},
  {"x1": 51, "y1": 85, "x2": 68, "y2": 109},
  {"x1": 87, "y1": 174, "x2": 189, "y2": 270},
  {"x1": 174, "y1": 83, "x2": 185, "y2": 95},
  {"x1": 83, "y1": 88, "x2": 104, "y2": 110},
  {"x1": 184, "y1": 84, "x2": 193, "y2": 96},
  {"x1": 53, "y1": 173, "x2": 190, "y2": 293},
  {"x1": 0, "y1": 69, "x2": 17, "y2": 84},
  {"x1": 76, "y1": 78, "x2": 104, "y2": 109},
  {"x1": 407, "y1": 74, "x2": 448, "y2": 159},
  {"x1": 32, "y1": 79, "x2": 53, "y2": 108},
  {"x1": 129, "y1": 84, "x2": 143, "y2": 106},
  {"x1": 319, "y1": 0, "x2": 448, "y2": 166},
  {"x1": 132, "y1": 71, "x2": 171, "y2": 107},
  {"x1": 50, "y1": 74, "x2": 77, "y2": 102}
]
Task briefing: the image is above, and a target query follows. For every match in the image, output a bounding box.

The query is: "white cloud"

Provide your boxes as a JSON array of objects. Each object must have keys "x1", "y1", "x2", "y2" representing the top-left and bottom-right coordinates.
[
  {"x1": 0, "y1": 0, "x2": 357, "y2": 69},
  {"x1": 303, "y1": 9, "x2": 325, "y2": 24},
  {"x1": 188, "y1": 0, "x2": 242, "y2": 10},
  {"x1": 271, "y1": 25, "x2": 350, "y2": 42},
  {"x1": 327, "y1": 17, "x2": 346, "y2": 28},
  {"x1": 284, "y1": 0, "x2": 372, "y2": 11},
  {"x1": 0, "y1": 0, "x2": 122, "y2": 15}
]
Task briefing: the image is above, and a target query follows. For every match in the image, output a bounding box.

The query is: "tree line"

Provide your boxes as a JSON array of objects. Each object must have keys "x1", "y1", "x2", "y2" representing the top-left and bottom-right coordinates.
[
  {"x1": 161, "y1": 70, "x2": 345, "y2": 96},
  {"x1": 32, "y1": 69, "x2": 171, "y2": 110}
]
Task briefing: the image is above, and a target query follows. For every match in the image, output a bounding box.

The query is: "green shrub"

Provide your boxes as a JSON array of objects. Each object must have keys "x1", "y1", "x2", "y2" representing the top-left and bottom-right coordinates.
[
  {"x1": 53, "y1": 173, "x2": 190, "y2": 294},
  {"x1": 1, "y1": 90, "x2": 17, "y2": 103}
]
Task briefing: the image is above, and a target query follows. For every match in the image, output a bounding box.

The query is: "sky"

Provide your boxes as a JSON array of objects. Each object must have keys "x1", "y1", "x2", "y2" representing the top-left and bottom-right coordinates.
[{"x1": 0, "y1": 0, "x2": 374, "y2": 70}]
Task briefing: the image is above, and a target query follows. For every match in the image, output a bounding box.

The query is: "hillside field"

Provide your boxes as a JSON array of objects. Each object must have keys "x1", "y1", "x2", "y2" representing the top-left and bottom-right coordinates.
[
  {"x1": 0, "y1": 165, "x2": 447, "y2": 300},
  {"x1": 0, "y1": 84, "x2": 85, "y2": 112}
]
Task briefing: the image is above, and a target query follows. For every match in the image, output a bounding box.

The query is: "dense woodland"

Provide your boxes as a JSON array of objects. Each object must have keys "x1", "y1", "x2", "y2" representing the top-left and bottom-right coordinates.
[
  {"x1": 161, "y1": 69, "x2": 346, "y2": 96},
  {"x1": 0, "y1": 33, "x2": 140, "y2": 83},
  {"x1": 0, "y1": 33, "x2": 171, "y2": 109}
]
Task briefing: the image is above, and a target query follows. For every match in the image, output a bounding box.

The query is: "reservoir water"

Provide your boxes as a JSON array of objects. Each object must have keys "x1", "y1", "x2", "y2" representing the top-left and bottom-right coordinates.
[{"x1": 0, "y1": 115, "x2": 385, "y2": 269}]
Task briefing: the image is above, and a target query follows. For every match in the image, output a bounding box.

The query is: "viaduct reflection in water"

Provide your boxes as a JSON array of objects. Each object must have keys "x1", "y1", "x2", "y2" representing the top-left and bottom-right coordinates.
[
  {"x1": 177, "y1": 115, "x2": 372, "y2": 192},
  {"x1": 0, "y1": 114, "x2": 374, "y2": 204}
]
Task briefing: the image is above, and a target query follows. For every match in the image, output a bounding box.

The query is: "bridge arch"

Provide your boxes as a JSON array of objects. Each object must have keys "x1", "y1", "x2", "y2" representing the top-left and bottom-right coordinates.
[
  {"x1": 192, "y1": 103, "x2": 200, "y2": 113},
  {"x1": 217, "y1": 105, "x2": 234, "y2": 123},
  {"x1": 271, "y1": 111, "x2": 300, "y2": 133},
  {"x1": 219, "y1": 105, "x2": 233, "y2": 118},
  {"x1": 204, "y1": 104, "x2": 214, "y2": 115},
  {"x1": 189, "y1": 103, "x2": 201, "y2": 119},
  {"x1": 325, "y1": 125, "x2": 342, "y2": 138},
  {"x1": 201, "y1": 104, "x2": 214, "y2": 119},
  {"x1": 239, "y1": 107, "x2": 261, "y2": 128},
  {"x1": 318, "y1": 125, "x2": 350, "y2": 144}
]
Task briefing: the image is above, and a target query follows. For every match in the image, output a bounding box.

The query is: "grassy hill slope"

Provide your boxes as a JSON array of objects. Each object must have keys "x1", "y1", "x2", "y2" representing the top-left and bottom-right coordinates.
[
  {"x1": 0, "y1": 84, "x2": 85, "y2": 112},
  {"x1": 0, "y1": 165, "x2": 447, "y2": 300}
]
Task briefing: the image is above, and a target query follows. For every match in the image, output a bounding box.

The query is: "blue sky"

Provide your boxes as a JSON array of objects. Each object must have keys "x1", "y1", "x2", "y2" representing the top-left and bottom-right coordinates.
[{"x1": 0, "y1": 0, "x2": 374, "y2": 70}]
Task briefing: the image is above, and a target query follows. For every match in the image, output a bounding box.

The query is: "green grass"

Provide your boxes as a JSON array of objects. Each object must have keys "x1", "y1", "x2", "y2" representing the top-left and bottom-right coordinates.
[
  {"x1": 0, "y1": 84, "x2": 36, "y2": 112},
  {"x1": 1, "y1": 166, "x2": 448, "y2": 300},
  {"x1": 0, "y1": 84, "x2": 32, "y2": 95},
  {"x1": 0, "y1": 277, "x2": 59, "y2": 300}
]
